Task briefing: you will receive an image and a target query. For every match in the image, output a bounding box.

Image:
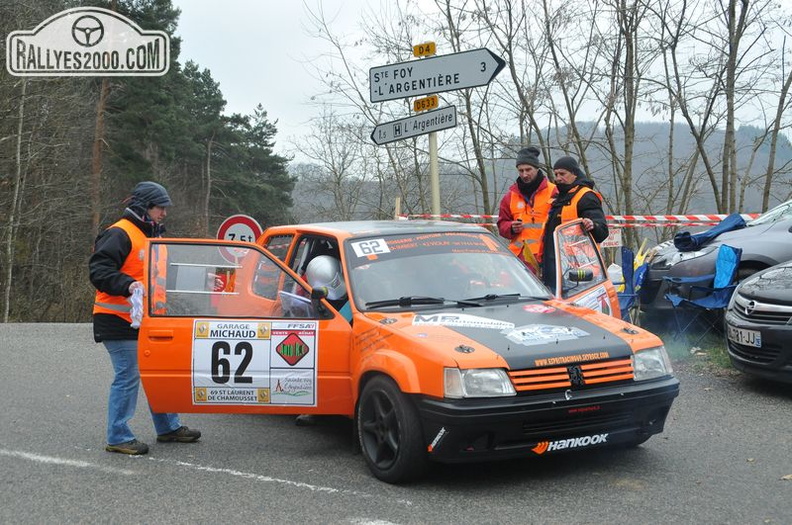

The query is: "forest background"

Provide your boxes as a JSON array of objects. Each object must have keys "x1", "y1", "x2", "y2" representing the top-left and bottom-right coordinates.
[{"x1": 1, "y1": 0, "x2": 791, "y2": 322}]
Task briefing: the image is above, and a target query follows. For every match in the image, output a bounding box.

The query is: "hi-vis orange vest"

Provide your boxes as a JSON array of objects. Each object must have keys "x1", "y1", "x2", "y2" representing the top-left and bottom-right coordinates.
[
  {"x1": 560, "y1": 185, "x2": 602, "y2": 226},
  {"x1": 93, "y1": 219, "x2": 147, "y2": 323},
  {"x1": 508, "y1": 182, "x2": 556, "y2": 262}
]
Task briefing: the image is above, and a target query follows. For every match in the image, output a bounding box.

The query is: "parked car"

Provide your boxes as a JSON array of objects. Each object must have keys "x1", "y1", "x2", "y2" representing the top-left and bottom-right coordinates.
[
  {"x1": 137, "y1": 220, "x2": 678, "y2": 483},
  {"x1": 724, "y1": 260, "x2": 792, "y2": 383},
  {"x1": 640, "y1": 199, "x2": 792, "y2": 314}
]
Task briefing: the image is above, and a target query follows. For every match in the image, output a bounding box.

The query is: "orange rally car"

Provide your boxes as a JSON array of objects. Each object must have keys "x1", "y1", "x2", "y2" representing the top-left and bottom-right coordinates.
[{"x1": 139, "y1": 220, "x2": 679, "y2": 483}]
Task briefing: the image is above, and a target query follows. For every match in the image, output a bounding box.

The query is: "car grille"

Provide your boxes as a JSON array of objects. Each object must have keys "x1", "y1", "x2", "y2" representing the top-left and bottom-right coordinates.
[
  {"x1": 731, "y1": 295, "x2": 792, "y2": 325},
  {"x1": 521, "y1": 411, "x2": 634, "y2": 437},
  {"x1": 728, "y1": 340, "x2": 781, "y2": 364},
  {"x1": 508, "y1": 358, "x2": 634, "y2": 392}
]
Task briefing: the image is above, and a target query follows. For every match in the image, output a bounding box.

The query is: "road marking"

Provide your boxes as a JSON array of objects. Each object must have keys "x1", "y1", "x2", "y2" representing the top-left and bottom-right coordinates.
[
  {"x1": 149, "y1": 457, "x2": 413, "y2": 505},
  {"x1": 0, "y1": 448, "x2": 136, "y2": 475},
  {"x1": 0, "y1": 448, "x2": 413, "y2": 507}
]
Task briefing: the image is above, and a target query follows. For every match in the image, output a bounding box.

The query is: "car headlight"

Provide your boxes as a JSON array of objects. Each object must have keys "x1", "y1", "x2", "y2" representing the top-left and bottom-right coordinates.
[
  {"x1": 633, "y1": 346, "x2": 673, "y2": 381},
  {"x1": 668, "y1": 245, "x2": 717, "y2": 266},
  {"x1": 444, "y1": 368, "x2": 516, "y2": 398}
]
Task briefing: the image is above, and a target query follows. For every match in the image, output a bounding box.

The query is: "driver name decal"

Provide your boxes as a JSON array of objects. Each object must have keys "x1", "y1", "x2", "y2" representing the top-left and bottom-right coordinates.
[{"x1": 191, "y1": 320, "x2": 317, "y2": 406}]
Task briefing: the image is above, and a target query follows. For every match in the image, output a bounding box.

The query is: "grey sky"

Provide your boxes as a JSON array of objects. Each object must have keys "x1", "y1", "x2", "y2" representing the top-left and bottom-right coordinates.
[{"x1": 171, "y1": 0, "x2": 368, "y2": 158}]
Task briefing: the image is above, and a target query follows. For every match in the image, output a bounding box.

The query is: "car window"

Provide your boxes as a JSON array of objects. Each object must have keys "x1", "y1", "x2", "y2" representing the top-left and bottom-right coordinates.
[
  {"x1": 263, "y1": 234, "x2": 293, "y2": 261},
  {"x1": 344, "y1": 231, "x2": 550, "y2": 309},
  {"x1": 749, "y1": 200, "x2": 792, "y2": 226},
  {"x1": 291, "y1": 236, "x2": 341, "y2": 276},
  {"x1": 554, "y1": 222, "x2": 608, "y2": 299},
  {"x1": 148, "y1": 241, "x2": 319, "y2": 319}
]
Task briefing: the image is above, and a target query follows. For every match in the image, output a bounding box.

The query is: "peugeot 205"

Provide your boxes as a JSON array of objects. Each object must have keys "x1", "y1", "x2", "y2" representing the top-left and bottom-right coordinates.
[{"x1": 138, "y1": 220, "x2": 679, "y2": 483}]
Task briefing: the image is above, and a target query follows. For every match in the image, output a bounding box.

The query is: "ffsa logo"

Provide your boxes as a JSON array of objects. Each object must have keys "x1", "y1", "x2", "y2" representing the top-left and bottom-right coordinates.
[{"x1": 6, "y1": 7, "x2": 169, "y2": 76}]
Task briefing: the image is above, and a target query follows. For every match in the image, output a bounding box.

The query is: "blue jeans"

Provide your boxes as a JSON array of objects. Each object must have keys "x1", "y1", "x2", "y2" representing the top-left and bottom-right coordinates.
[{"x1": 104, "y1": 339, "x2": 181, "y2": 445}]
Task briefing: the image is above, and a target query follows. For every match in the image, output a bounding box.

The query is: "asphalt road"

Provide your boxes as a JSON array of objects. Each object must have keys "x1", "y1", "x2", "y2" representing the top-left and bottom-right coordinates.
[{"x1": 1, "y1": 323, "x2": 790, "y2": 524}]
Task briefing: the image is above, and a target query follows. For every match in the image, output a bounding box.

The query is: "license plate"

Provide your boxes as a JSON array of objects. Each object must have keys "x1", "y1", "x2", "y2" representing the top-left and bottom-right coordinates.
[{"x1": 727, "y1": 325, "x2": 762, "y2": 348}]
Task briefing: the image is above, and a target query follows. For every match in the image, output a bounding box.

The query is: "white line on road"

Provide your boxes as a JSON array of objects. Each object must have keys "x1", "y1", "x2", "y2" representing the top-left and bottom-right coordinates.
[
  {"x1": 0, "y1": 447, "x2": 413, "y2": 507},
  {"x1": 148, "y1": 457, "x2": 413, "y2": 506},
  {"x1": 0, "y1": 448, "x2": 137, "y2": 475}
]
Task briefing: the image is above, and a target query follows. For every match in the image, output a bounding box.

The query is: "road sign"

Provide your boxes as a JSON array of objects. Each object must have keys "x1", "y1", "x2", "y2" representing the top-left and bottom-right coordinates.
[
  {"x1": 413, "y1": 95, "x2": 438, "y2": 112},
  {"x1": 369, "y1": 48, "x2": 505, "y2": 103},
  {"x1": 370, "y1": 106, "x2": 457, "y2": 146},
  {"x1": 413, "y1": 42, "x2": 436, "y2": 57},
  {"x1": 216, "y1": 214, "x2": 263, "y2": 262}
]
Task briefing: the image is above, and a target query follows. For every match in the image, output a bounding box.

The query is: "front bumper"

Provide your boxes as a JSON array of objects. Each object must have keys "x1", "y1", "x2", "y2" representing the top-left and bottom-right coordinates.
[
  {"x1": 725, "y1": 310, "x2": 792, "y2": 384},
  {"x1": 416, "y1": 376, "x2": 679, "y2": 462}
]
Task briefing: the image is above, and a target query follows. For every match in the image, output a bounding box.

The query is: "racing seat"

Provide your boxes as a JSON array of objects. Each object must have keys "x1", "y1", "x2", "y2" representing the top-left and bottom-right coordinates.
[
  {"x1": 663, "y1": 244, "x2": 742, "y2": 345},
  {"x1": 616, "y1": 247, "x2": 649, "y2": 324}
]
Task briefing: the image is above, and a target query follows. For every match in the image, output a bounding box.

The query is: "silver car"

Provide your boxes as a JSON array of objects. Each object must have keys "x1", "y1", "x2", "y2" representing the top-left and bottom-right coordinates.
[{"x1": 640, "y1": 199, "x2": 792, "y2": 314}]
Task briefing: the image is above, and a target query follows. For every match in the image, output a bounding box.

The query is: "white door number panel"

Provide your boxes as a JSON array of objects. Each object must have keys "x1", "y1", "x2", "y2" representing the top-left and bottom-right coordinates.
[{"x1": 191, "y1": 320, "x2": 318, "y2": 406}]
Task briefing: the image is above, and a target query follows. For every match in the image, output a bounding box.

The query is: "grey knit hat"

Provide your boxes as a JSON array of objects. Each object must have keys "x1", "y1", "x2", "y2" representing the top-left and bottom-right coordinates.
[
  {"x1": 131, "y1": 181, "x2": 173, "y2": 208},
  {"x1": 515, "y1": 146, "x2": 541, "y2": 168}
]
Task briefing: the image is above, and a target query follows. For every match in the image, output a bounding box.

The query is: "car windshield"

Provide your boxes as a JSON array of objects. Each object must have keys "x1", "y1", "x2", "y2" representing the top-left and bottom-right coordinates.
[
  {"x1": 748, "y1": 200, "x2": 792, "y2": 226},
  {"x1": 343, "y1": 230, "x2": 551, "y2": 311}
]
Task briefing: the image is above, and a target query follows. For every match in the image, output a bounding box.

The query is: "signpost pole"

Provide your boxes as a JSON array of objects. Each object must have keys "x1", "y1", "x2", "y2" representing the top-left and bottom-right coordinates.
[{"x1": 429, "y1": 132, "x2": 440, "y2": 215}]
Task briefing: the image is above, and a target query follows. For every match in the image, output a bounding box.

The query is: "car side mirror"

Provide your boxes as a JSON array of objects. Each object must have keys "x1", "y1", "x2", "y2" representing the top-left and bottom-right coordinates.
[
  {"x1": 310, "y1": 286, "x2": 328, "y2": 300},
  {"x1": 567, "y1": 268, "x2": 594, "y2": 282}
]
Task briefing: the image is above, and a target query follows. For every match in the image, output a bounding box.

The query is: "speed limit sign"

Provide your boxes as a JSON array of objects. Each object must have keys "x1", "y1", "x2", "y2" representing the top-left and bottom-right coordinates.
[{"x1": 216, "y1": 214, "x2": 263, "y2": 262}]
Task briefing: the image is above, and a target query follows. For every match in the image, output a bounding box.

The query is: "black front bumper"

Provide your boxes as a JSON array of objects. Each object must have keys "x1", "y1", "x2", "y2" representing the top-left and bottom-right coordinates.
[
  {"x1": 416, "y1": 376, "x2": 679, "y2": 463},
  {"x1": 725, "y1": 311, "x2": 792, "y2": 384}
]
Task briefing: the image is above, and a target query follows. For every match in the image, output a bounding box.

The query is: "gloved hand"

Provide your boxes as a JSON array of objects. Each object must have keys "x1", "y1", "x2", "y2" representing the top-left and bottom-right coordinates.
[{"x1": 128, "y1": 282, "x2": 144, "y2": 329}]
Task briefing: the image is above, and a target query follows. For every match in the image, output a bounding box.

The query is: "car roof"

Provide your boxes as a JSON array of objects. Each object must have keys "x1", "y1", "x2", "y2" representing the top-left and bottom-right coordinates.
[{"x1": 263, "y1": 220, "x2": 490, "y2": 240}]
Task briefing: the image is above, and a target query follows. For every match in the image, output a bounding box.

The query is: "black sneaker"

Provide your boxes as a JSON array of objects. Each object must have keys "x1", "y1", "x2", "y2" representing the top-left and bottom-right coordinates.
[
  {"x1": 106, "y1": 439, "x2": 149, "y2": 455},
  {"x1": 157, "y1": 426, "x2": 201, "y2": 443}
]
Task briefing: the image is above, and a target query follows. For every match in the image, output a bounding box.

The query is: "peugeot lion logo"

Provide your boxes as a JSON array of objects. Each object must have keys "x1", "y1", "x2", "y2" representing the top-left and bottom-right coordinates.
[{"x1": 71, "y1": 15, "x2": 104, "y2": 47}]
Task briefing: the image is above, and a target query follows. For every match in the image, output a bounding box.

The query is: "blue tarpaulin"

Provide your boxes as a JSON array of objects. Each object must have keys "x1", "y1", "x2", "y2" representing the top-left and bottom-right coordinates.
[{"x1": 673, "y1": 212, "x2": 747, "y2": 252}]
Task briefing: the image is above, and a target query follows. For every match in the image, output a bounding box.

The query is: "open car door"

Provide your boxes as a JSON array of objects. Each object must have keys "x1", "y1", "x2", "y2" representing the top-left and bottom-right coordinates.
[
  {"x1": 139, "y1": 238, "x2": 354, "y2": 416},
  {"x1": 553, "y1": 219, "x2": 620, "y2": 317}
]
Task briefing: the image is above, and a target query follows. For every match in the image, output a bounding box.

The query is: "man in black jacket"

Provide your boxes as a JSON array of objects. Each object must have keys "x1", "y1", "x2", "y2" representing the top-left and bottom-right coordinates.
[
  {"x1": 90, "y1": 181, "x2": 201, "y2": 455},
  {"x1": 541, "y1": 156, "x2": 609, "y2": 289}
]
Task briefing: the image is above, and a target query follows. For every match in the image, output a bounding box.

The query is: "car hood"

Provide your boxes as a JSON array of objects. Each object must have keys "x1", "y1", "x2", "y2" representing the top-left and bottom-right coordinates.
[
  {"x1": 736, "y1": 261, "x2": 792, "y2": 305},
  {"x1": 655, "y1": 221, "x2": 774, "y2": 259},
  {"x1": 362, "y1": 301, "x2": 655, "y2": 371}
]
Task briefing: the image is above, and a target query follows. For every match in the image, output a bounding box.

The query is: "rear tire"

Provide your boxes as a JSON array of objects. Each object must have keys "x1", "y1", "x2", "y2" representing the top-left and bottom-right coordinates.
[{"x1": 357, "y1": 375, "x2": 427, "y2": 483}]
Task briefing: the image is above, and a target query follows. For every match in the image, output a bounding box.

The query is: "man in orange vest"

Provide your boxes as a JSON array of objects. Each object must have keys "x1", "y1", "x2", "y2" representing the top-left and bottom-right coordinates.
[
  {"x1": 497, "y1": 146, "x2": 557, "y2": 274},
  {"x1": 540, "y1": 155, "x2": 609, "y2": 289},
  {"x1": 89, "y1": 181, "x2": 201, "y2": 455}
]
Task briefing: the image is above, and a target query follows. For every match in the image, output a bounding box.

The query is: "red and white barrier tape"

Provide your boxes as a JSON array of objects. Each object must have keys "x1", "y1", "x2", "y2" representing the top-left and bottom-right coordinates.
[{"x1": 400, "y1": 213, "x2": 760, "y2": 227}]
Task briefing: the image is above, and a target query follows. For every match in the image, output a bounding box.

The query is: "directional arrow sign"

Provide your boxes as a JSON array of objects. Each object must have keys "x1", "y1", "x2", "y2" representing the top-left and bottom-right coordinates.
[
  {"x1": 369, "y1": 48, "x2": 505, "y2": 103},
  {"x1": 370, "y1": 106, "x2": 457, "y2": 145}
]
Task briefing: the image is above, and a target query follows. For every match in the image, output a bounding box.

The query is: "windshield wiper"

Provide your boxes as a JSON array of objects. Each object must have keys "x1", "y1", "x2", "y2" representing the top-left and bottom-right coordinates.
[
  {"x1": 462, "y1": 293, "x2": 523, "y2": 302},
  {"x1": 366, "y1": 296, "x2": 446, "y2": 309}
]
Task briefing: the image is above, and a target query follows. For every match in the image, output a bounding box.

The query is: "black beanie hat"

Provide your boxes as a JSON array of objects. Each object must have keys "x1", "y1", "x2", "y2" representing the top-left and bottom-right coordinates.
[
  {"x1": 515, "y1": 146, "x2": 541, "y2": 168},
  {"x1": 552, "y1": 156, "x2": 581, "y2": 176}
]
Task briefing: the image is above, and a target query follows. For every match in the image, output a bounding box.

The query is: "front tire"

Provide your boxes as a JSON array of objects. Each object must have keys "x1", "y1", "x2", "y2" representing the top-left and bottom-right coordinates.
[{"x1": 357, "y1": 375, "x2": 427, "y2": 483}]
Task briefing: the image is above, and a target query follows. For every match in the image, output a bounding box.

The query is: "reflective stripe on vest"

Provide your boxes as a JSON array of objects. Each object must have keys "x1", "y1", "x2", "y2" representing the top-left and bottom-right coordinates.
[{"x1": 92, "y1": 218, "x2": 147, "y2": 322}]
